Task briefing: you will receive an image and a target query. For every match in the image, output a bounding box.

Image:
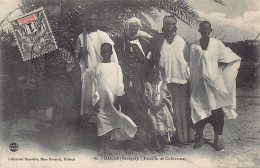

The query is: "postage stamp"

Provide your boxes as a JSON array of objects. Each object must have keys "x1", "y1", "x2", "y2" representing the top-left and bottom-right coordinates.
[{"x1": 9, "y1": 7, "x2": 57, "y2": 61}]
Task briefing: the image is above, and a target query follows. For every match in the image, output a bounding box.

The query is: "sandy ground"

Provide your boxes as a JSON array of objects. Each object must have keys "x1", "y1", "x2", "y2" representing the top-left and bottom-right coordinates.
[{"x1": 0, "y1": 85, "x2": 259, "y2": 168}]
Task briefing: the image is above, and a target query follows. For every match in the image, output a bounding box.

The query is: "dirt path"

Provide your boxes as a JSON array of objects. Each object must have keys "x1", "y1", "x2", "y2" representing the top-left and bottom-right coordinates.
[{"x1": 0, "y1": 86, "x2": 259, "y2": 168}]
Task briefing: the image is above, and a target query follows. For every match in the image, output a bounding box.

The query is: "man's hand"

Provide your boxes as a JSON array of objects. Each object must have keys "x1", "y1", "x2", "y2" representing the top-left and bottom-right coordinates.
[
  {"x1": 114, "y1": 96, "x2": 122, "y2": 111},
  {"x1": 94, "y1": 101, "x2": 100, "y2": 113},
  {"x1": 87, "y1": 68, "x2": 95, "y2": 79},
  {"x1": 218, "y1": 62, "x2": 227, "y2": 67}
]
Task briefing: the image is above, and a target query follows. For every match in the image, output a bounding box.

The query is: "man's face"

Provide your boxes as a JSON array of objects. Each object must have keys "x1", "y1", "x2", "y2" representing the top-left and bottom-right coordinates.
[
  {"x1": 87, "y1": 14, "x2": 98, "y2": 31},
  {"x1": 129, "y1": 22, "x2": 139, "y2": 37},
  {"x1": 101, "y1": 45, "x2": 112, "y2": 60},
  {"x1": 164, "y1": 28, "x2": 176, "y2": 44},
  {"x1": 149, "y1": 72, "x2": 160, "y2": 82},
  {"x1": 199, "y1": 23, "x2": 212, "y2": 39}
]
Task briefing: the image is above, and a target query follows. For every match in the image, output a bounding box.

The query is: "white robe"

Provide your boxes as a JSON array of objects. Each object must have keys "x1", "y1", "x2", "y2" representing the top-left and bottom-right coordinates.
[
  {"x1": 159, "y1": 35, "x2": 190, "y2": 84},
  {"x1": 76, "y1": 30, "x2": 118, "y2": 115},
  {"x1": 190, "y1": 38, "x2": 241, "y2": 124},
  {"x1": 94, "y1": 62, "x2": 137, "y2": 139}
]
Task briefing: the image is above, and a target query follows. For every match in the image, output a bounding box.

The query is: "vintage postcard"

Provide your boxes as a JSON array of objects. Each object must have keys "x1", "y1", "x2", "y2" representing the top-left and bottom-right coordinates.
[{"x1": 0, "y1": 0, "x2": 259, "y2": 168}]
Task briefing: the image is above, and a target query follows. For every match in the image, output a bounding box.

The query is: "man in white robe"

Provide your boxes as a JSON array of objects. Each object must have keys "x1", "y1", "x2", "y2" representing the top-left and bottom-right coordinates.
[
  {"x1": 76, "y1": 13, "x2": 118, "y2": 116},
  {"x1": 152, "y1": 16, "x2": 194, "y2": 145},
  {"x1": 190, "y1": 21, "x2": 241, "y2": 151}
]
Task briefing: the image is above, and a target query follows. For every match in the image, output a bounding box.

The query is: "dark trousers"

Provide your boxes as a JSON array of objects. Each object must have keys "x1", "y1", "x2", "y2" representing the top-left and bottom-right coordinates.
[{"x1": 195, "y1": 108, "x2": 224, "y2": 135}]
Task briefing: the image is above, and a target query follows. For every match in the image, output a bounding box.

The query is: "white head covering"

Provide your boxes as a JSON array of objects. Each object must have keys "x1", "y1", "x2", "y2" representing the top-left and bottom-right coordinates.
[
  {"x1": 124, "y1": 17, "x2": 142, "y2": 37},
  {"x1": 124, "y1": 17, "x2": 152, "y2": 39}
]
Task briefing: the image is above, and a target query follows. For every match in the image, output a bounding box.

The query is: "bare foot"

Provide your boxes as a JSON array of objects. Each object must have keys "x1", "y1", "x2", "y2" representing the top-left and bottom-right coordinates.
[
  {"x1": 125, "y1": 149, "x2": 133, "y2": 154},
  {"x1": 150, "y1": 150, "x2": 156, "y2": 154},
  {"x1": 143, "y1": 148, "x2": 150, "y2": 154},
  {"x1": 193, "y1": 138, "x2": 205, "y2": 149},
  {"x1": 173, "y1": 141, "x2": 184, "y2": 147},
  {"x1": 104, "y1": 149, "x2": 112, "y2": 156},
  {"x1": 97, "y1": 148, "x2": 105, "y2": 156},
  {"x1": 162, "y1": 145, "x2": 169, "y2": 153},
  {"x1": 213, "y1": 135, "x2": 225, "y2": 151}
]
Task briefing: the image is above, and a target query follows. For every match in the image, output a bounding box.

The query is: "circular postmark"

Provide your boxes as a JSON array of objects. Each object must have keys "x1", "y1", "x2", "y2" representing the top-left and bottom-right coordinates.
[{"x1": 9, "y1": 143, "x2": 19, "y2": 152}]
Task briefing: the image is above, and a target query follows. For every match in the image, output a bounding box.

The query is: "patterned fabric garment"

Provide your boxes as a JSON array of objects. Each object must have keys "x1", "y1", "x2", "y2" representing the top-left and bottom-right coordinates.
[
  {"x1": 144, "y1": 80, "x2": 176, "y2": 137},
  {"x1": 123, "y1": 41, "x2": 147, "y2": 97},
  {"x1": 45, "y1": 48, "x2": 75, "y2": 79},
  {"x1": 33, "y1": 48, "x2": 81, "y2": 122},
  {"x1": 120, "y1": 36, "x2": 158, "y2": 151}
]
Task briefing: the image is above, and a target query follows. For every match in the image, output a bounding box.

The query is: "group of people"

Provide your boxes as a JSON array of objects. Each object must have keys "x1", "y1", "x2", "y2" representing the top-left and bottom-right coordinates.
[{"x1": 34, "y1": 13, "x2": 241, "y2": 156}]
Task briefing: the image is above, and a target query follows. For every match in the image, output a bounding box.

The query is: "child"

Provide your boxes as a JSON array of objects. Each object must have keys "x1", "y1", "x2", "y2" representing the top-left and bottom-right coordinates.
[
  {"x1": 93, "y1": 43, "x2": 137, "y2": 156},
  {"x1": 143, "y1": 65, "x2": 176, "y2": 153}
]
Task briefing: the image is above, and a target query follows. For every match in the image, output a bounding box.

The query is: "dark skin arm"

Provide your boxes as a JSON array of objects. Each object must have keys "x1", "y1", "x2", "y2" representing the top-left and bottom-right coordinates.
[{"x1": 114, "y1": 96, "x2": 123, "y2": 111}]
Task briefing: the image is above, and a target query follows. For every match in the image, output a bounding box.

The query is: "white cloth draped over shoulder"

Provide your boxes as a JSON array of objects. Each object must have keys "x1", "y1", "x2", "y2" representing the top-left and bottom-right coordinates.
[
  {"x1": 77, "y1": 30, "x2": 118, "y2": 68},
  {"x1": 76, "y1": 30, "x2": 118, "y2": 115},
  {"x1": 190, "y1": 38, "x2": 241, "y2": 124},
  {"x1": 159, "y1": 35, "x2": 190, "y2": 84},
  {"x1": 93, "y1": 62, "x2": 137, "y2": 139}
]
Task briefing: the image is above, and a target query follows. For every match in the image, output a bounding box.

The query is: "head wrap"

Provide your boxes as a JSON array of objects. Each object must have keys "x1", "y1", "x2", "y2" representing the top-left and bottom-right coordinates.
[
  {"x1": 124, "y1": 17, "x2": 152, "y2": 40},
  {"x1": 124, "y1": 17, "x2": 142, "y2": 37},
  {"x1": 162, "y1": 16, "x2": 177, "y2": 32},
  {"x1": 163, "y1": 16, "x2": 177, "y2": 25}
]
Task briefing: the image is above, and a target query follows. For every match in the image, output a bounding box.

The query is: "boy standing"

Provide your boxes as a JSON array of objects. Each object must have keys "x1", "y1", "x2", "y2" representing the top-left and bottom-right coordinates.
[
  {"x1": 76, "y1": 13, "x2": 118, "y2": 116},
  {"x1": 93, "y1": 43, "x2": 137, "y2": 156}
]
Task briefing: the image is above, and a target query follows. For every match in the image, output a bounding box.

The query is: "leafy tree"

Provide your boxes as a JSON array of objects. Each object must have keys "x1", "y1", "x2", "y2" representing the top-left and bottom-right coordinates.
[{"x1": 1, "y1": 0, "x2": 224, "y2": 43}]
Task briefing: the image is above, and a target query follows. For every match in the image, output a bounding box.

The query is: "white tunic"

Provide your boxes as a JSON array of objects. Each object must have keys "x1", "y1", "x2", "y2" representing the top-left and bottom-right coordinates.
[
  {"x1": 77, "y1": 30, "x2": 118, "y2": 68},
  {"x1": 94, "y1": 62, "x2": 137, "y2": 139},
  {"x1": 190, "y1": 38, "x2": 241, "y2": 123},
  {"x1": 159, "y1": 35, "x2": 190, "y2": 84},
  {"x1": 76, "y1": 30, "x2": 119, "y2": 115}
]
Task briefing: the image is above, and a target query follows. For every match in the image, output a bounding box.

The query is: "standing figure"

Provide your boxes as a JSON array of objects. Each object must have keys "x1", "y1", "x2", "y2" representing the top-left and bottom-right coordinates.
[
  {"x1": 76, "y1": 13, "x2": 119, "y2": 116},
  {"x1": 120, "y1": 17, "x2": 158, "y2": 153},
  {"x1": 93, "y1": 43, "x2": 137, "y2": 156},
  {"x1": 32, "y1": 46, "x2": 82, "y2": 147},
  {"x1": 144, "y1": 65, "x2": 176, "y2": 153},
  {"x1": 151, "y1": 16, "x2": 194, "y2": 145},
  {"x1": 190, "y1": 21, "x2": 241, "y2": 151},
  {"x1": 122, "y1": 17, "x2": 152, "y2": 96}
]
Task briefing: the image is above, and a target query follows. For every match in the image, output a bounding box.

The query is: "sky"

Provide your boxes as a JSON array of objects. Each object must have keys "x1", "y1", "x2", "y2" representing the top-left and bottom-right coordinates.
[
  {"x1": 187, "y1": 0, "x2": 260, "y2": 42},
  {"x1": 151, "y1": 0, "x2": 260, "y2": 42},
  {"x1": 0, "y1": 0, "x2": 260, "y2": 42},
  {"x1": 0, "y1": 0, "x2": 19, "y2": 20}
]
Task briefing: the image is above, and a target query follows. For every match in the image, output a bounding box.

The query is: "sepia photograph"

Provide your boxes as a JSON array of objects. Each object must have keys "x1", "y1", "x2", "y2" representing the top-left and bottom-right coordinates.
[{"x1": 0, "y1": 0, "x2": 259, "y2": 167}]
